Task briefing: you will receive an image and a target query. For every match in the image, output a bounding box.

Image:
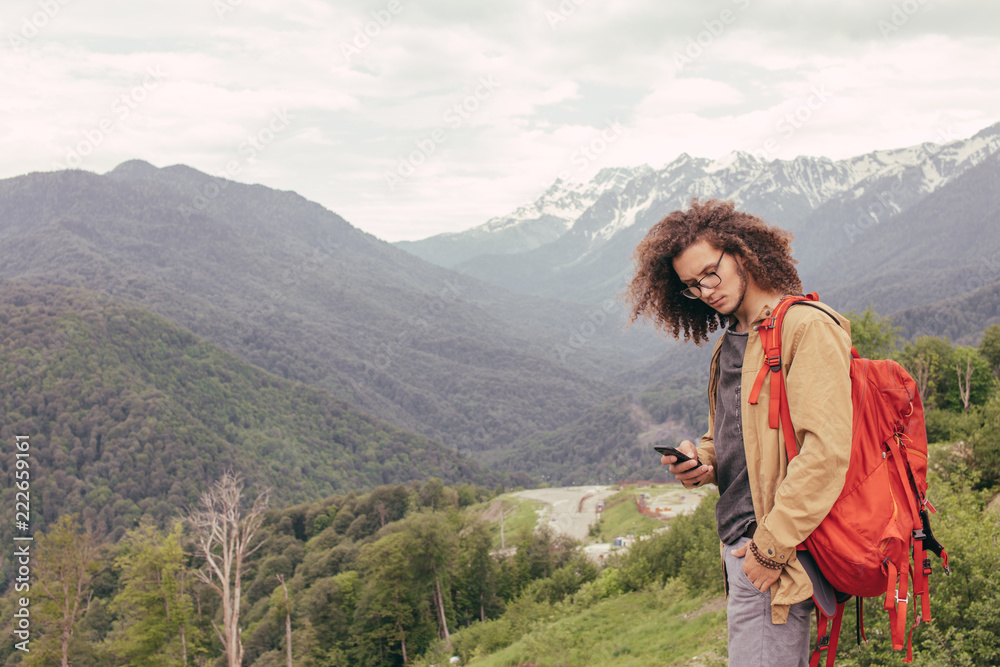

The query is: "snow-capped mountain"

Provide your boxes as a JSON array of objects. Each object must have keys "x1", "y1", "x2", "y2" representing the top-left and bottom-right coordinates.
[
  {"x1": 396, "y1": 121, "x2": 1000, "y2": 306},
  {"x1": 395, "y1": 166, "x2": 653, "y2": 268}
]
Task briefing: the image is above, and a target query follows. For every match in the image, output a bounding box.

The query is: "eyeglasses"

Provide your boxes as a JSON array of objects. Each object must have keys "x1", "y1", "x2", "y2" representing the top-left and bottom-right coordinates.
[{"x1": 680, "y1": 250, "x2": 725, "y2": 299}]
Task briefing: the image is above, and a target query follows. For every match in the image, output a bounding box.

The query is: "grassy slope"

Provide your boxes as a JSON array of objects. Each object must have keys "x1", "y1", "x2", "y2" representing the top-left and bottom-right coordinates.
[
  {"x1": 444, "y1": 486, "x2": 724, "y2": 666},
  {"x1": 590, "y1": 485, "x2": 712, "y2": 543},
  {"x1": 465, "y1": 587, "x2": 727, "y2": 667},
  {"x1": 465, "y1": 495, "x2": 548, "y2": 550},
  {"x1": 589, "y1": 488, "x2": 670, "y2": 542}
]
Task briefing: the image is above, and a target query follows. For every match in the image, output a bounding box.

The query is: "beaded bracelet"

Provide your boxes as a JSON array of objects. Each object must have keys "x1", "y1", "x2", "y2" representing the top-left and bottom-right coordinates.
[{"x1": 749, "y1": 541, "x2": 784, "y2": 571}]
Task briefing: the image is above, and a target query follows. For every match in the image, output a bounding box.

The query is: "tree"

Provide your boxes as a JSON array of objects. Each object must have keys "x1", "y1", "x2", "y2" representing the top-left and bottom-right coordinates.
[
  {"x1": 453, "y1": 520, "x2": 500, "y2": 625},
  {"x1": 405, "y1": 512, "x2": 457, "y2": 649},
  {"x1": 957, "y1": 347, "x2": 976, "y2": 415},
  {"x1": 844, "y1": 305, "x2": 900, "y2": 360},
  {"x1": 968, "y1": 392, "x2": 1000, "y2": 487},
  {"x1": 898, "y1": 336, "x2": 952, "y2": 404},
  {"x1": 275, "y1": 575, "x2": 292, "y2": 667},
  {"x1": 187, "y1": 471, "x2": 270, "y2": 667},
  {"x1": 107, "y1": 521, "x2": 198, "y2": 666},
  {"x1": 979, "y1": 324, "x2": 1000, "y2": 379},
  {"x1": 298, "y1": 570, "x2": 361, "y2": 664},
  {"x1": 354, "y1": 530, "x2": 424, "y2": 665},
  {"x1": 506, "y1": 526, "x2": 562, "y2": 599},
  {"x1": 31, "y1": 514, "x2": 102, "y2": 667},
  {"x1": 943, "y1": 347, "x2": 993, "y2": 414}
]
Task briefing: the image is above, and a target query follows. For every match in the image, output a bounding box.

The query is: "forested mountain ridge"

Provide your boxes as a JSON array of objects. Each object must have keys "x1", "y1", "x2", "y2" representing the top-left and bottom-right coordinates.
[
  {"x1": 0, "y1": 164, "x2": 666, "y2": 463},
  {"x1": 893, "y1": 278, "x2": 1000, "y2": 345},
  {"x1": 487, "y1": 389, "x2": 707, "y2": 486},
  {"x1": 0, "y1": 283, "x2": 495, "y2": 542},
  {"x1": 807, "y1": 151, "x2": 1000, "y2": 315}
]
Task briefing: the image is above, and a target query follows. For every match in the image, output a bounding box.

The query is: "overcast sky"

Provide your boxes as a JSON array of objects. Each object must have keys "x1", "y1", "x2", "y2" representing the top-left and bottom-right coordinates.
[{"x1": 3, "y1": 0, "x2": 1000, "y2": 241}]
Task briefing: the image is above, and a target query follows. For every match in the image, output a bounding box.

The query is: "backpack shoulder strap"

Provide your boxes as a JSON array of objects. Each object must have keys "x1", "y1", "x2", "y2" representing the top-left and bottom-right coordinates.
[{"x1": 747, "y1": 293, "x2": 822, "y2": 458}]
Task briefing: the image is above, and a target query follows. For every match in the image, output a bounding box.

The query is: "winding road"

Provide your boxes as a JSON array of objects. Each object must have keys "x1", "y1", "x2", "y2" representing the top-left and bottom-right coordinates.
[{"x1": 514, "y1": 485, "x2": 619, "y2": 541}]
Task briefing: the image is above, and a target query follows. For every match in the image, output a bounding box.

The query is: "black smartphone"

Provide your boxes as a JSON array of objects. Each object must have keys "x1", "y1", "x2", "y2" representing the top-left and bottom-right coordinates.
[
  {"x1": 653, "y1": 445, "x2": 698, "y2": 465},
  {"x1": 654, "y1": 445, "x2": 703, "y2": 485}
]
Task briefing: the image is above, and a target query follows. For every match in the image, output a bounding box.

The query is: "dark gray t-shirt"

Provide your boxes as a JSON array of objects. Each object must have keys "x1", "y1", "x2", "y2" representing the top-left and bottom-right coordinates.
[{"x1": 714, "y1": 329, "x2": 757, "y2": 545}]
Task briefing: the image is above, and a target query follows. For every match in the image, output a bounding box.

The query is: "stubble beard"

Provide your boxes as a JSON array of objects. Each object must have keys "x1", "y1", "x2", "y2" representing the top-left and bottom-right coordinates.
[{"x1": 722, "y1": 260, "x2": 749, "y2": 317}]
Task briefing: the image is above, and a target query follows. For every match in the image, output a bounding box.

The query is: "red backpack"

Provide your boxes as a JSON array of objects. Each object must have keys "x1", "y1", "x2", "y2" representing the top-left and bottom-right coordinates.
[{"x1": 747, "y1": 293, "x2": 950, "y2": 666}]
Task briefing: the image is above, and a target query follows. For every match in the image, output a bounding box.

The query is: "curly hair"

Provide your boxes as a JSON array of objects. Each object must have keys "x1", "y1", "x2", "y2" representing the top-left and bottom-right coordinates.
[{"x1": 625, "y1": 199, "x2": 801, "y2": 345}]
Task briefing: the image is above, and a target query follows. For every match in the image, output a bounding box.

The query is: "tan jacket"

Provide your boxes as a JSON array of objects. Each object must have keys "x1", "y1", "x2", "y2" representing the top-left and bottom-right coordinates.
[{"x1": 697, "y1": 299, "x2": 853, "y2": 624}]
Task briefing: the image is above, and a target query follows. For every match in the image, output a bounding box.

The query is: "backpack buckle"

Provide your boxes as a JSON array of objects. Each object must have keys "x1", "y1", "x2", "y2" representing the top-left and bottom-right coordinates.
[
  {"x1": 817, "y1": 634, "x2": 830, "y2": 651},
  {"x1": 766, "y1": 355, "x2": 781, "y2": 371}
]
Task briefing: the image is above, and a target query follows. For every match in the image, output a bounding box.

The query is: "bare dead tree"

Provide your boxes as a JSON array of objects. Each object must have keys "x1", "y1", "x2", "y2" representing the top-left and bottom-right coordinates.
[
  {"x1": 187, "y1": 471, "x2": 270, "y2": 667},
  {"x1": 375, "y1": 501, "x2": 389, "y2": 528},
  {"x1": 277, "y1": 574, "x2": 293, "y2": 667},
  {"x1": 911, "y1": 353, "x2": 932, "y2": 401},
  {"x1": 957, "y1": 357, "x2": 975, "y2": 415}
]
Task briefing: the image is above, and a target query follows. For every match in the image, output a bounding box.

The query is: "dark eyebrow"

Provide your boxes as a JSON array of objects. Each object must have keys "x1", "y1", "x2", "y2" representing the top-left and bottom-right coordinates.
[
  {"x1": 696, "y1": 260, "x2": 716, "y2": 277},
  {"x1": 682, "y1": 258, "x2": 718, "y2": 285}
]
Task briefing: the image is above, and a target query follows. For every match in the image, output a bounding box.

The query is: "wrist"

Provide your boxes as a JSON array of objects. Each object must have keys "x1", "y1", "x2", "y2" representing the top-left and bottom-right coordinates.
[{"x1": 749, "y1": 540, "x2": 784, "y2": 571}]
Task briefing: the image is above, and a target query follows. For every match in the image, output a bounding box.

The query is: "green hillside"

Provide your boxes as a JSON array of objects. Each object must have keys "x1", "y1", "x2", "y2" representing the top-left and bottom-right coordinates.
[
  {"x1": 0, "y1": 165, "x2": 655, "y2": 466},
  {"x1": 0, "y1": 282, "x2": 492, "y2": 542}
]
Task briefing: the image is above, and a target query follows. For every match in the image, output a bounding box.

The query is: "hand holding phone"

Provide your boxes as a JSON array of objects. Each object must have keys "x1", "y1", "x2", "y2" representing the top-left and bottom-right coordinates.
[
  {"x1": 653, "y1": 445, "x2": 698, "y2": 466},
  {"x1": 654, "y1": 442, "x2": 708, "y2": 487}
]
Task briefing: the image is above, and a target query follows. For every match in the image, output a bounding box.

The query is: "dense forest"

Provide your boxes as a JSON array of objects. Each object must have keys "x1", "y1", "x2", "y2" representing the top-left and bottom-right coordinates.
[
  {"x1": 489, "y1": 387, "x2": 707, "y2": 486},
  {"x1": 0, "y1": 284, "x2": 501, "y2": 552}
]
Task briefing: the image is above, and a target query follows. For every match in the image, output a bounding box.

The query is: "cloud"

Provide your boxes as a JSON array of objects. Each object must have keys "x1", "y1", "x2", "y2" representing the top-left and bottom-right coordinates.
[{"x1": 2, "y1": 0, "x2": 1000, "y2": 241}]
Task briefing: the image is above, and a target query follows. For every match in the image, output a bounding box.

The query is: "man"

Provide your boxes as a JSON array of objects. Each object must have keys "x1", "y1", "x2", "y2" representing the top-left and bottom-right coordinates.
[{"x1": 625, "y1": 199, "x2": 853, "y2": 667}]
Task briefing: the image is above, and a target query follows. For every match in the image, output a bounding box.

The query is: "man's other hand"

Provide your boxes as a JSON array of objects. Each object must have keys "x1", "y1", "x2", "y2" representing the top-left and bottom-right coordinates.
[{"x1": 731, "y1": 541, "x2": 783, "y2": 593}]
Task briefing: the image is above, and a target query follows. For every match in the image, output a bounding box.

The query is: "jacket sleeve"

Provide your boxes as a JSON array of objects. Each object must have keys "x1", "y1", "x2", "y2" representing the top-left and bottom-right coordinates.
[
  {"x1": 698, "y1": 425, "x2": 718, "y2": 486},
  {"x1": 753, "y1": 316, "x2": 853, "y2": 563},
  {"x1": 697, "y1": 360, "x2": 719, "y2": 487}
]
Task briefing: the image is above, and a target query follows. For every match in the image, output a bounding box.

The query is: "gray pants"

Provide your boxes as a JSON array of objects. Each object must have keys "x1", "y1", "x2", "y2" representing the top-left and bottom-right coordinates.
[{"x1": 724, "y1": 537, "x2": 813, "y2": 667}]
